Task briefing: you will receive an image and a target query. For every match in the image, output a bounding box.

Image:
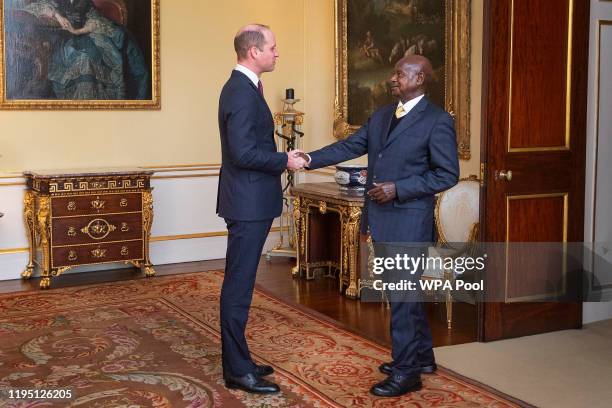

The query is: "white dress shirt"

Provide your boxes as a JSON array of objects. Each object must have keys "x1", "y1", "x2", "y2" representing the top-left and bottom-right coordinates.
[
  {"x1": 396, "y1": 93, "x2": 425, "y2": 118},
  {"x1": 234, "y1": 64, "x2": 259, "y2": 88}
]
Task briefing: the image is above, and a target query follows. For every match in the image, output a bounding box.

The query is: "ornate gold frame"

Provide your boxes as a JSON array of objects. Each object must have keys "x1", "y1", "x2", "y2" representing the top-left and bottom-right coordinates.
[
  {"x1": 0, "y1": 0, "x2": 160, "y2": 110},
  {"x1": 334, "y1": 0, "x2": 471, "y2": 160}
]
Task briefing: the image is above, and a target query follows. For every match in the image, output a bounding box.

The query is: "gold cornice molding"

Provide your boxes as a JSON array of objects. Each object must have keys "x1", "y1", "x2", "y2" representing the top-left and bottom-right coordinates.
[
  {"x1": 1, "y1": 163, "x2": 221, "y2": 177},
  {"x1": 2, "y1": 164, "x2": 338, "y2": 183},
  {"x1": 152, "y1": 173, "x2": 219, "y2": 180},
  {"x1": 151, "y1": 167, "x2": 220, "y2": 173},
  {"x1": 0, "y1": 166, "x2": 223, "y2": 186},
  {"x1": 0, "y1": 247, "x2": 28, "y2": 255},
  {"x1": 0, "y1": 181, "x2": 25, "y2": 187},
  {"x1": 2, "y1": 163, "x2": 340, "y2": 184},
  {"x1": 141, "y1": 163, "x2": 221, "y2": 170},
  {"x1": 150, "y1": 226, "x2": 282, "y2": 242},
  {"x1": 150, "y1": 232, "x2": 228, "y2": 242}
]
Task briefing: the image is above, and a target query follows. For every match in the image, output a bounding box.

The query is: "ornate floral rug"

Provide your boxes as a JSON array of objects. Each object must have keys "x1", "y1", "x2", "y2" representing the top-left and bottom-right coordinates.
[{"x1": 0, "y1": 272, "x2": 522, "y2": 407}]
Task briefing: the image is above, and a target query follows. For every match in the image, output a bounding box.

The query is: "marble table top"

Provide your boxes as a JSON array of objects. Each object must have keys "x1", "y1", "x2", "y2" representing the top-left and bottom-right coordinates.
[{"x1": 291, "y1": 182, "x2": 366, "y2": 204}]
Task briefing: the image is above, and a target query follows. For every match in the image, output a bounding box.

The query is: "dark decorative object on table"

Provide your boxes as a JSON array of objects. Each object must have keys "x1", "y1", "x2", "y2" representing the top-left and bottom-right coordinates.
[{"x1": 334, "y1": 164, "x2": 367, "y2": 194}]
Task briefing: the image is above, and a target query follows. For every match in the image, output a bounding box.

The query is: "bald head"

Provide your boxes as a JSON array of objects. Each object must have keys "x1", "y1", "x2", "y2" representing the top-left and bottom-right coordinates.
[
  {"x1": 389, "y1": 54, "x2": 433, "y2": 102},
  {"x1": 397, "y1": 55, "x2": 433, "y2": 88},
  {"x1": 234, "y1": 24, "x2": 270, "y2": 60}
]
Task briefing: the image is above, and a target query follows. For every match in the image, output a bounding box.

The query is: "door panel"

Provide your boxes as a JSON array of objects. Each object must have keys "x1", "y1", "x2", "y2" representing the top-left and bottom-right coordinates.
[
  {"x1": 506, "y1": 194, "x2": 567, "y2": 301},
  {"x1": 510, "y1": 0, "x2": 571, "y2": 151},
  {"x1": 480, "y1": 0, "x2": 589, "y2": 341}
]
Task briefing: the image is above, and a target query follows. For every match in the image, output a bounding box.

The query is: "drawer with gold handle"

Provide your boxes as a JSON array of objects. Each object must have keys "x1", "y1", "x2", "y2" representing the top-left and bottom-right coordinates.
[
  {"x1": 51, "y1": 193, "x2": 142, "y2": 217},
  {"x1": 52, "y1": 213, "x2": 143, "y2": 246},
  {"x1": 52, "y1": 240, "x2": 144, "y2": 268}
]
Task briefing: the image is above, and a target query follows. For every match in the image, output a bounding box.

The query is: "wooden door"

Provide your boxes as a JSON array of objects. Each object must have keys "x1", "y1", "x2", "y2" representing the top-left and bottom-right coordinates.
[{"x1": 480, "y1": 0, "x2": 590, "y2": 341}]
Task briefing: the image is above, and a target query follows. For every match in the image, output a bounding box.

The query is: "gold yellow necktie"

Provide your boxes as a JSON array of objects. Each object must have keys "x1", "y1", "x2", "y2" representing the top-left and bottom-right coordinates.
[{"x1": 395, "y1": 104, "x2": 405, "y2": 119}]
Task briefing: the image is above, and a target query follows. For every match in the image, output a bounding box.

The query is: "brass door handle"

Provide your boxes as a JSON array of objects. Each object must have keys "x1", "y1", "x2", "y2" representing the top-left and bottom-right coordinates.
[{"x1": 495, "y1": 170, "x2": 513, "y2": 181}]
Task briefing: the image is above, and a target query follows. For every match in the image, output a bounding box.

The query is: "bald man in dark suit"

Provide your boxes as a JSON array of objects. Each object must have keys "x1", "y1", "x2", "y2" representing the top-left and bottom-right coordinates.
[{"x1": 301, "y1": 55, "x2": 459, "y2": 397}]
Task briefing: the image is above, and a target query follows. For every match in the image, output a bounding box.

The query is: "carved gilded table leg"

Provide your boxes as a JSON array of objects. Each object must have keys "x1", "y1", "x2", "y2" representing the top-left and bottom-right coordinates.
[
  {"x1": 343, "y1": 206, "x2": 362, "y2": 299},
  {"x1": 303, "y1": 201, "x2": 314, "y2": 280},
  {"x1": 339, "y1": 210, "x2": 347, "y2": 294},
  {"x1": 37, "y1": 197, "x2": 51, "y2": 289},
  {"x1": 142, "y1": 191, "x2": 156, "y2": 277},
  {"x1": 291, "y1": 197, "x2": 301, "y2": 277},
  {"x1": 21, "y1": 191, "x2": 36, "y2": 279}
]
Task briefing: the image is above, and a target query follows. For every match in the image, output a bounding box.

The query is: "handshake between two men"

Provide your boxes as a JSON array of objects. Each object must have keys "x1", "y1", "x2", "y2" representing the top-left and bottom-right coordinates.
[
  {"x1": 285, "y1": 149, "x2": 310, "y2": 170},
  {"x1": 284, "y1": 149, "x2": 397, "y2": 204}
]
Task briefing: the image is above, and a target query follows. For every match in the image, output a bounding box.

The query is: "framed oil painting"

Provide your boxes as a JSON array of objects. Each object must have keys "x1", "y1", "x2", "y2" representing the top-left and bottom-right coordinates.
[
  {"x1": 335, "y1": 0, "x2": 471, "y2": 160},
  {"x1": 0, "y1": 0, "x2": 160, "y2": 109}
]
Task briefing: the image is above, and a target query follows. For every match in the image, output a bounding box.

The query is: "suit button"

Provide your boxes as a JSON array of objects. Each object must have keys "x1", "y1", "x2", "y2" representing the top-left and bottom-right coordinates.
[
  {"x1": 373, "y1": 175, "x2": 377, "y2": 179},
  {"x1": 378, "y1": 153, "x2": 383, "y2": 158}
]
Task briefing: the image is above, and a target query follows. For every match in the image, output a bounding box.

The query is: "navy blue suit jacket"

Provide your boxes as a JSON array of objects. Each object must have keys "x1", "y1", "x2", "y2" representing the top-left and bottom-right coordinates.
[
  {"x1": 308, "y1": 97, "x2": 459, "y2": 242},
  {"x1": 216, "y1": 70, "x2": 288, "y2": 221}
]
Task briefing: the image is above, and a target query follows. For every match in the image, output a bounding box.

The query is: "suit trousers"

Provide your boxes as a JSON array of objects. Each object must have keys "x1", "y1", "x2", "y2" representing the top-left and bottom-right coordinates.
[
  {"x1": 220, "y1": 218, "x2": 273, "y2": 377},
  {"x1": 377, "y1": 243, "x2": 435, "y2": 377},
  {"x1": 389, "y1": 299, "x2": 435, "y2": 376}
]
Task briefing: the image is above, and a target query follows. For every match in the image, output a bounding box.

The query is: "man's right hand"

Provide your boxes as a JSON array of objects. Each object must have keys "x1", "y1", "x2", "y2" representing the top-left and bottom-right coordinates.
[
  {"x1": 286, "y1": 150, "x2": 307, "y2": 170},
  {"x1": 294, "y1": 151, "x2": 310, "y2": 164}
]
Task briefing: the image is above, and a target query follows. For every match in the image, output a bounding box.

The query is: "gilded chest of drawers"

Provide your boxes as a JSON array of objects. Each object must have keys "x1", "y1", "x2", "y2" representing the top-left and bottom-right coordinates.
[{"x1": 21, "y1": 168, "x2": 155, "y2": 289}]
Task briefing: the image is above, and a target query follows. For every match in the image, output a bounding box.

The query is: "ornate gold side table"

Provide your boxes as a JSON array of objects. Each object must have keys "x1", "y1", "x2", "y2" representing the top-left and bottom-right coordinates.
[
  {"x1": 290, "y1": 182, "x2": 364, "y2": 299},
  {"x1": 22, "y1": 168, "x2": 155, "y2": 289}
]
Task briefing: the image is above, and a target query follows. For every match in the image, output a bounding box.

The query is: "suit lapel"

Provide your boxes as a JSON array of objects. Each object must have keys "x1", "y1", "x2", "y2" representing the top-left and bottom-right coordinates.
[
  {"x1": 380, "y1": 105, "x2": 395, "y2": 147},
  {"x1": 230, "y1": 70, "x2": 274, "y2": 143},
  {"x1": 383, "y1": 96, "x2": 429, "y2": 149},
  {"x1": 232, "y1": 70, "x2": 267, "y2": 104}
]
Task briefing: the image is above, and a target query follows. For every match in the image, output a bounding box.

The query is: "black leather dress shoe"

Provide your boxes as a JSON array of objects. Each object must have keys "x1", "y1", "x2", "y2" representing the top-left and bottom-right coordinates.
[
  {"x1": 225, "y1": 372, "x2": 280, "y2": 394},
  {"x1": 254, "y1": 364, "x2": 274, "y2": 377},
  {"x1": 379, "y1": 361, "x2": 437, "y2": 375},
  {"x1": 370, "y1": 374, "x2": 422, "y2": 397}
]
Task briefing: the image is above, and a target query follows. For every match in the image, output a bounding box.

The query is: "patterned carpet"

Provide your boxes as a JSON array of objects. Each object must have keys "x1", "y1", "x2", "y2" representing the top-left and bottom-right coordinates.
[{"x1": 0, "y1": 272, "x2": 520, "y2": 407}]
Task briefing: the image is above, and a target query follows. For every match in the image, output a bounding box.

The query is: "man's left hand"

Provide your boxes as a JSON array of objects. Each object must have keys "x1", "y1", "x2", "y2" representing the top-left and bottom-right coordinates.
[{"x1": 367, "y1": 182, "x2": 396, "y2": 203}]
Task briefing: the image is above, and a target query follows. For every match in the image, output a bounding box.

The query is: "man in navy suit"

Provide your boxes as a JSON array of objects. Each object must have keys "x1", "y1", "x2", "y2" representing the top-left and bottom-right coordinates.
[
  {"x1": 217, "y1": 24, "x2": 306, "y2": 394},
  {"x1": 301, "y1": 55, "x2": 459, "y2": 397}
]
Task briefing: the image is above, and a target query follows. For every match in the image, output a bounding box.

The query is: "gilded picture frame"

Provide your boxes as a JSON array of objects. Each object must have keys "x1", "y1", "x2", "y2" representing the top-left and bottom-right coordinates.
[
  {"x1": 334, "y1": 0, "x2": 471, "y2": 160},
  {"x1": 0, "y1": 0, "x2": 160, "y2": 110}
]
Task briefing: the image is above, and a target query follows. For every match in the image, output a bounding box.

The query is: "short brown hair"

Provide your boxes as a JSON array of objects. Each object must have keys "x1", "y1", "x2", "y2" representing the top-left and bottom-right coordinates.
[{"x1": 234, "y1": 24, "x2": 270, "y2": 60}]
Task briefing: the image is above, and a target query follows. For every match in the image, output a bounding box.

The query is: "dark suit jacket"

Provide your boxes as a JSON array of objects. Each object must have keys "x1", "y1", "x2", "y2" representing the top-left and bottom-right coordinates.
[
  {"x1": 308, "y1": 97, "x2": 459, "y2": 242},
  {"x1": 216, "y1": 70, "x2": 288, "y2": 221}
]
